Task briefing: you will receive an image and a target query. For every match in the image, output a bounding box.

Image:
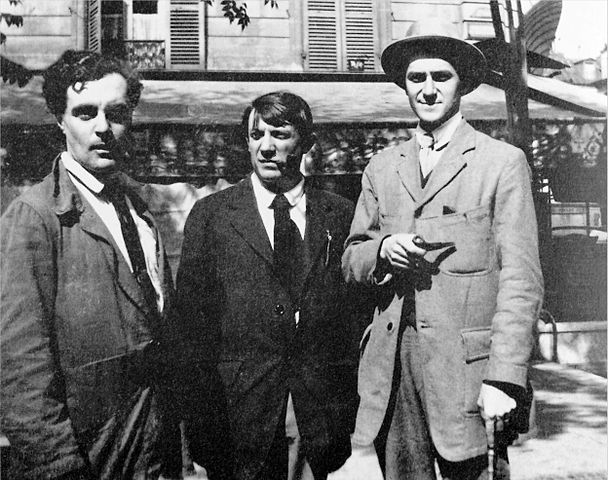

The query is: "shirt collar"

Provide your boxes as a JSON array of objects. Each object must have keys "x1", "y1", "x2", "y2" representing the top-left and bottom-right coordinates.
[
  {"x1": 250, "y1": 173, "x2": 305, "y2": 209},
  {"x1": 415, "y1": 111, "x2": 463, "y2": 150},
  {"x1": 60, "y1": 151, "x2": 105, "y2": 195}
]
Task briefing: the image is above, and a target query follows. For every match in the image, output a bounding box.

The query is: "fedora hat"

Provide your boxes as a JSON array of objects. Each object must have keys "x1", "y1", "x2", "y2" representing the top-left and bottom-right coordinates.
[{"x1": 381, "y1": 20, "x2": 488, "y2": 95}]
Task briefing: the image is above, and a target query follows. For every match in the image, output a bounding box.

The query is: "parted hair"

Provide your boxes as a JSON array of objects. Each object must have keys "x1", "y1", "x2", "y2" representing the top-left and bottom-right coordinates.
[
  {"x1": 42, "y1": 50, "x2": 143, "y2": 118},
  {"x1": 241, "y1": 91, "x2": 315, "y2": 151}
]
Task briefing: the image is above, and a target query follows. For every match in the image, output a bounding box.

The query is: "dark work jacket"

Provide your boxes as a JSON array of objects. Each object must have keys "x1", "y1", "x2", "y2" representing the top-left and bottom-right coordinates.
[
  {"x1": 0, "y1": 159, "x2": 178, "y2": 479},
  {"x1": 172, "y1": 177, "x2": 367, "y2": 480}
]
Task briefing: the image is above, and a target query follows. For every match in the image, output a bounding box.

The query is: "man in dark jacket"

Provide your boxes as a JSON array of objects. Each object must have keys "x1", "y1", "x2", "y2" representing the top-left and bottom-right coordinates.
[
  {"x1": 173, "y1": 91, "x2": 363, "y2": 480},
  {"x1": 1, "y1": 50, "x2": 179, "y2": 480}
]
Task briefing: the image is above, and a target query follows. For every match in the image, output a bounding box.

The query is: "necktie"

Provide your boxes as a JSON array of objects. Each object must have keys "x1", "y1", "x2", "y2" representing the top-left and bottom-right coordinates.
[
  {"x1": 270, "y1": 194, "x2": 304, "y2": 303},
  {"x1": 104, "y1": 183, "x2": 158, "y2": 315},
  {"x1": 419, "y1": 132, "x2": 435, "y2": 179}
]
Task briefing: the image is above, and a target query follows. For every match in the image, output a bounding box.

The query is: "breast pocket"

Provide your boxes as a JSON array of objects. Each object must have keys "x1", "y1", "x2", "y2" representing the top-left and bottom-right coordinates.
[{"x1": 417, "y1": 205, "x2": 494, "y2": 275}]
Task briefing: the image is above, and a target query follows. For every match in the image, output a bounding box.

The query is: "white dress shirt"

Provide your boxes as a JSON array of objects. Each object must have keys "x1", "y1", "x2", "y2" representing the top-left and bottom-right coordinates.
[
  {"x1": 415, "y1": 111, "x2": 463, "y2": 179},
  {"x1": 250, "y1": 172, "x2": 306, "y2": 246},
  {"x1": 61, "y1": 153, "x2": 164, "y2": 313}
]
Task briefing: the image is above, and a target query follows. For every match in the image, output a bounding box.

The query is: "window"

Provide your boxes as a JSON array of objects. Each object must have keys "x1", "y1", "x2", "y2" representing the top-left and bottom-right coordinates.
[
  {"x1": 168, "y1": 0, "x2": 204, "y2": 68},
  {"x1": 305, "y1": 0, "x2": 379, "y2": 72}
]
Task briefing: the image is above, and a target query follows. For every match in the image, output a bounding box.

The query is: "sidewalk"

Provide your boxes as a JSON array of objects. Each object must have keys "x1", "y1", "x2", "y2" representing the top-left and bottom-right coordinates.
[{"x1": 509, "y1": 362, "x2": 607, "y2": 480}]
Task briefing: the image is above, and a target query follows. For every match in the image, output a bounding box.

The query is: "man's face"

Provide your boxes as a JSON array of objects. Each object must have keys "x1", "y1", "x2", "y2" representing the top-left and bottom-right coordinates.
[
  {"x1": 247, "y1": 110, "x2": 303, "y2": 192},
  {"x1": 404, "y1": 58, "x2": 462, "y2": 131},
  {"x1": 59, "y1": 73, "x2": 132, "y2": 176}
]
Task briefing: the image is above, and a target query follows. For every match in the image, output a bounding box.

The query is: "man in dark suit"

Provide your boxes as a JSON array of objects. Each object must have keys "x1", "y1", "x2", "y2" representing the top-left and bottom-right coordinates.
[
  {"x1": 172, "y1": 91, "x2": 361, "y2": 480},
  {"x1": 1, "y1": 50, "x2": 179, "y2": 479}
]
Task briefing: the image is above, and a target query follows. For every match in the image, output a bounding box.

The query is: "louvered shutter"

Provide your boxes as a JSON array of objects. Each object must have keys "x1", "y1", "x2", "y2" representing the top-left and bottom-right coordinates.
[
  {"x1": 87, "y1": 0, "x2": 101, "y2": 52},
  {"x1": 344, "y1": 0, "x2": 375, "y2": 72},
  {"x1": 306, "y1": 0, "x2": 340, "y2": 71},
  {"x1": 168, "y1": 0, "x2": 202, "y2": 68}
]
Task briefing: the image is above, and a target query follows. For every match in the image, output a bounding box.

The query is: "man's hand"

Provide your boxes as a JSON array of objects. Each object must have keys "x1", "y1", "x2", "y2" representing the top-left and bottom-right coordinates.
[
  {"x1": 380, "y1": 233, "x2": 427, "y2": 272},
  {"x1": 477, "y1": 383, "x2": 517, "y2": 432},
  {"x1": 327, "y1": 444, "x2": 383, "y2": 480}
]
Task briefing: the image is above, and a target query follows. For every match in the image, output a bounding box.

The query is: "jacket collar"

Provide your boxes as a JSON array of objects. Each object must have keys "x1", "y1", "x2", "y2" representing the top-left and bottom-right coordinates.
[
  {"x1": 225, "y1": 177, "x2": 338, "y2": 285},
  {"x1": 397, "y1": 120, "x2": 476, "y2": 214},
  {"x1": 51, "y1": 155, "x2": 149, "y2": 220}
]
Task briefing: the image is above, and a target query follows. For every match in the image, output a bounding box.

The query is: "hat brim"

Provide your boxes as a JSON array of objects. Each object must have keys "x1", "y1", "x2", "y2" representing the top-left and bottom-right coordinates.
[{"x1": 381, "y1": 36, "x2": 488, "y2": 95}]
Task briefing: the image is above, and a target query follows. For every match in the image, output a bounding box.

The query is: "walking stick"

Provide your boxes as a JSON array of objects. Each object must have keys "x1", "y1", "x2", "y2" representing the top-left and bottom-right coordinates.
[{"x1": 485, "y1": 417, "x2": 495, "y2": 480}]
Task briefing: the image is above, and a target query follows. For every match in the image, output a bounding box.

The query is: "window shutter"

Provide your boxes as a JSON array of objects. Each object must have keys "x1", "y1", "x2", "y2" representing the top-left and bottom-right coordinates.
[
  {"x1": 344, "y1": 0, "x2": 375, "y2": 72},
  {"x1": 168, "y1": 0, "x2": 201, "y2": 68},
  {"x1": 306, "y1": 0, "x2": 339, "y2": 71},
  {"x1": 87, "y1": 0, "x2": 101, "y2": 52}
]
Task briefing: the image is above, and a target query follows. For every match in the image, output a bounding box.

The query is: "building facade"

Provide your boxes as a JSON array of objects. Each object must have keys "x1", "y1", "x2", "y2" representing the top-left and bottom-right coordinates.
[{"x1": 2, "y1": 0, "x2": 500, "y2": 71}]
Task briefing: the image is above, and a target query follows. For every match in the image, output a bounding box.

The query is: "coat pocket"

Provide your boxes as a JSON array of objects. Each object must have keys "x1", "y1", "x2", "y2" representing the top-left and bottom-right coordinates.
[
  {"x1": 461, "y1": 327, "x2": 491, "y2": 416},
  {"x1": 417, "y1": 205, "x2": 494, "y2": 275}
]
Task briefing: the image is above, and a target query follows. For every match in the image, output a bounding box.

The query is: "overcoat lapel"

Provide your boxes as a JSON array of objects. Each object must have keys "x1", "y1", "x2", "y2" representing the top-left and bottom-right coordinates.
[
  {"x1": 53, "y1": 161, "x2": 155, "y2": 318},
  {"x1": 396, "y1": 141, "x2": 423, "y2": 203},
  {"x1": 226, "y1": 178, "x2": 274, "y2": 266},
  {"x1": 415, "y1": 121, "x2": 476, "y2": 213}
]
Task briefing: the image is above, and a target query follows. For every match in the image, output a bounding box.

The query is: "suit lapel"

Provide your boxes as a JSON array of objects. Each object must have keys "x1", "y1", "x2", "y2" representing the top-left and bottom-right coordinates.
[
  {"x1": 226, "y1": 178, "x2": 274, "y2": 266},
  {"x1": 302, "y1": 187, "x2": 332, "y2": 283},
  {"x1": 415, "y1": 121, "x2": 476, "y2": 213},
  {"x1": 396, "y1": 141, "x2": 423, "y2": 203}
]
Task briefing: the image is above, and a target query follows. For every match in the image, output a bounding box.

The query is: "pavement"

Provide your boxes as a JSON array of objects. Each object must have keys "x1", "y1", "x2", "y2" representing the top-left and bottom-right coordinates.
[
  {"x1": 509, "y1": 362, "x2": 607, "y2": 480},
  {"x1": 1, "y1": 361, "x2": 606, "y2": 479}
]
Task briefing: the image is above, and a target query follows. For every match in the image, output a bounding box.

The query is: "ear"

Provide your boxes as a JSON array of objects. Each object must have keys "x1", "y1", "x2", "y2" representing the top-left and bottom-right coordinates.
[
  {"x1": 301, "y1": 132, "x2": 316, "y2": 154},
  {"x1": 56, "y1": 115, "x2": 65, "y2": 132}
]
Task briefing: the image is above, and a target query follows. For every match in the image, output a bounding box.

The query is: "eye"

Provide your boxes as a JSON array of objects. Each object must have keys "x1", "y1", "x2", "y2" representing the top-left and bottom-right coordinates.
[
  {"x1": 431, "y1": 71, "x2": 453, "y2": 82},
  {"x1": 105, "y1": 105, "x2": 130, "y2": 123},
  {"x1": 72, "y1": 106, "x2": 97, "y2": 121},
  {"x1": 272, "y1": 130, "x2": 291, "y2": 140},
  {"x1": 249, "y1": 130, "x2": 263, "y2": 140},
  {"x1": 406, "y1": 72, "x2": 426, "y2": 83}
]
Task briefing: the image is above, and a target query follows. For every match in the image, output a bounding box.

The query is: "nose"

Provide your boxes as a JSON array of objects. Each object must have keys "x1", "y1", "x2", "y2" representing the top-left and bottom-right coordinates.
[
  {"x1": 422, "y1": 74, "x2": 437, "y2": 98},
  {"x1": 260, "y1": 131, "x2": 275, "y2": 159},
  {"x1": 94, "y1": 110, "x2": 111, "y2": 136}
]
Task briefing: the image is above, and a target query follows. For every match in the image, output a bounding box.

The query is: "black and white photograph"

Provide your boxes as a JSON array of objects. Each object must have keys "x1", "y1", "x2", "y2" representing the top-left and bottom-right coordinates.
[{"x1": 1, "y1": 1, "x2": 606, "y2": 479}]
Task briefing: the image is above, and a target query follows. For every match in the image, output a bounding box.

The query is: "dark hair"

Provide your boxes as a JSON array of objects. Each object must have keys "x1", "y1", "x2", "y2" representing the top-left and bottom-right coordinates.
[
  {"x1": 42, "y1": 50, "x2": 143, "y2": 119},
  {"x1": 241, "y1": 91, "x2": 314, "y2": 151}
]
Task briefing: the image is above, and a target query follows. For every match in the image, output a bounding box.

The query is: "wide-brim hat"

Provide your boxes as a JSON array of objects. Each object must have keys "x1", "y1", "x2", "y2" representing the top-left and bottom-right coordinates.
[{"x1": 381, "y1": 20, "x2": 488, "y2": 95}]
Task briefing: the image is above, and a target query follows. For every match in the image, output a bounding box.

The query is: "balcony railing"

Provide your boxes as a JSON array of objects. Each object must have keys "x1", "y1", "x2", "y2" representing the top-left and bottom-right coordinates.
[{"x1": 124, "y1": 40, "x2": 166, "y2": 70}]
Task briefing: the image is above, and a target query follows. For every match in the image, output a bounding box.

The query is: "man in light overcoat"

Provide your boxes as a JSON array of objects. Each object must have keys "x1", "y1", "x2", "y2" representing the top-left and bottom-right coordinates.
[{"x1": 330, "y1": 20, "x2": 543, "y2": 480}]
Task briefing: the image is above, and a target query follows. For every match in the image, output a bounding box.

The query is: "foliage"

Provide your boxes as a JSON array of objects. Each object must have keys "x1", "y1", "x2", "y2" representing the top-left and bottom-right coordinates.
[
  {"x1": 202, "y1": 0, "x2": 279, "y2": 30},
  {"x1": 0, "y1": 0, "x2": 22, "y2": 45}
]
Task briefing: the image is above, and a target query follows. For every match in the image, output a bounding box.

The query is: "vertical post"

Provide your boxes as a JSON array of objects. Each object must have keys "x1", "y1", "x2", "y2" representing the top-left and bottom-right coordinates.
[
  {"x1": 499, "y1": 0, "x2": 552, "y2": 288},
  {"x1": 504, "y1": 0, "x2": 532, "y2": 165}
]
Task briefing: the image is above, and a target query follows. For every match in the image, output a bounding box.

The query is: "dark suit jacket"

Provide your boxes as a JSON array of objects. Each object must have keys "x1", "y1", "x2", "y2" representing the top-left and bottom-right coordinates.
[
  {"x1": 173, "y1": 177, "x2": 364, "y2": 480},
  {"x1": 0, "y1": 158, "x2": 177, "y2": 479}
]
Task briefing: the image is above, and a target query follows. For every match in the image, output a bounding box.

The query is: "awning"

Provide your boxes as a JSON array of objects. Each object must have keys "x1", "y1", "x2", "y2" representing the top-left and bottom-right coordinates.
[{"x1": 1, "y1": 73, "x2": 605, "y2": 126}]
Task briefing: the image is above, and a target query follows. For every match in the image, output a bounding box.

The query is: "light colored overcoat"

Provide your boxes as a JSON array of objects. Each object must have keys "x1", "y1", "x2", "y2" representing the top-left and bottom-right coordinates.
[{"x1": 342, "y1": 121, "x2": 543, "y2": 461}]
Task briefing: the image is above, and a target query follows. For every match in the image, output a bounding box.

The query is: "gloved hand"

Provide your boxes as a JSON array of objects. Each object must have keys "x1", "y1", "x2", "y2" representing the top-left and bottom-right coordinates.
[{"x1": 327, "y1": 443, "x2": 383, "y2": 480}]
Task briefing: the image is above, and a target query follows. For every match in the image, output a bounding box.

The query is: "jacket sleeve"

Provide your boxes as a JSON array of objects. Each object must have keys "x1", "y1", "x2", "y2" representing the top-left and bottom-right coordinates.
[
  {"x1": 342, "y1": 162, "x2": 392, "y2": 286},
  {"x1": 1, "y1": 200, "x2": 92, "y2": 479},
  {"x1": 487, "y1": 152, "x2": 544, "y2": 387}
]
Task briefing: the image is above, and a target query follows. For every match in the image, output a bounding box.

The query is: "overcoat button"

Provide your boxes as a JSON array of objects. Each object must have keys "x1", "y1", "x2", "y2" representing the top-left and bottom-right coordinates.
[
  {"x1": 275, "y1": 304, "x2": 285, "y2": 315},
  {"x1": 387, "y1": 322, "x2": 393, "y2": 331}
]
